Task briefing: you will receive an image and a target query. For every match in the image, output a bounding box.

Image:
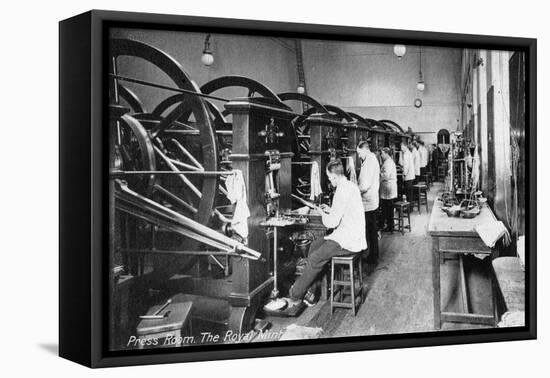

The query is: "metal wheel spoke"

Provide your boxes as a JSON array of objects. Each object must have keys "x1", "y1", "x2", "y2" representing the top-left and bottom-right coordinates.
[
  {"x1": 169, "y1": 158, "x2": 203, "y2": 171},
  {"x1": 153, "y1": 184, "x2": 198, "y2": 214},
  {"x1": 170, "y1": 138, "x2": 205, "y2": 170},
  {"x1": 154, "y1": 146, "x2": 202, "y2": 198}
]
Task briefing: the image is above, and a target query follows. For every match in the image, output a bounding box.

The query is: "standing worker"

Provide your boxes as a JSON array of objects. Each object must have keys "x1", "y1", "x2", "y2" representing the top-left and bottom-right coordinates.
[
  {"x1": 357, "y1": 140, "x2": 380, "y2": 270},
  {"x1": 411, "y1": 142, "x2": 421, "y2": 184},
  {"x1": 379, "y1": 147, "x2": 397, "y2": 232},
  {"x1": 401, "y1": 142, "x2": 415, "y2": 203},
  {"x1": 419, "y1": 140, "x2": 428, "y2": 178}
]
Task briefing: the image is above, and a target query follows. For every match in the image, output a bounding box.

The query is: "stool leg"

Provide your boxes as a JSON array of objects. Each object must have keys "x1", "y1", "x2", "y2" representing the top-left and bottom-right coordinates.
[
  {"x1": 417, "y1": 188, "x2": 421, "y2": 214},
  {"x1": 349, "y1": 261, "x2": 356, "y2": 316},
  {"x1": 330, "y1": 259, "x2": 335, "y2": 315},
  {"x1": 408, "y1": 206, "x2": 411, "y2": 232},
  {"x1": 337, "y1": 264, "x2": 343, "y2": 302},
  {"x1": 358, "y1": 258, "x2": 364, "y2": 304},
  {"x1": 399, "y1": 206, "x2": 405, "y2": 235}
]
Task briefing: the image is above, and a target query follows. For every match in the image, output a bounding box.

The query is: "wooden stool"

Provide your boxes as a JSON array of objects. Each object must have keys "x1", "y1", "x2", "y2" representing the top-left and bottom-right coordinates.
[
  {"x1": 330, "y1": 253, "x2": 363, "y2": 316},
  {"x1": 423, "y1": 172, "x2": 432, "y2": 187},
  {"x1": 412, "y1": 184, "x2": 429, "y2": 213},
  {"x1": 136, "y1": 302, "x2": 193, "y2": 349},
  {"x1": 393, "y1": 201, "x2": 411, "y2": 234}
]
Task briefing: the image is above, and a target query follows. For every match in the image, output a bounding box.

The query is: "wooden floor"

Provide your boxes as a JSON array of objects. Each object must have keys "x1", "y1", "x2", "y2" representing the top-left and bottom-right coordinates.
[{"x1": 262, "y1": 183, "x2": 495, "y2": 341}]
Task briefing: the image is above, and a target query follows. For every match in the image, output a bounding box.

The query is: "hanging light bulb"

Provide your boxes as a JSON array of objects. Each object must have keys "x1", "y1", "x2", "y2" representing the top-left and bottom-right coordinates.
[
  {"x1": 417, "y1": 46, "x2": 425, "y2": 91},
  {"x1": 393, "y1": 44, "x2": 406, "y2": 60},
  {"x1": 297, "y1": 83, "x2": 305, "y2": 94},
  {"x1": 201, "y1": 34, "x2": 214, "y2": 66}
]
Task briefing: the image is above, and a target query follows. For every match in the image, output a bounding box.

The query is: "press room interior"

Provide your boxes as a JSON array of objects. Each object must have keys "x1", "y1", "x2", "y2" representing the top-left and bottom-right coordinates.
[{"x1": 109, "y1": 29, "x2": 526, "y2": 349}]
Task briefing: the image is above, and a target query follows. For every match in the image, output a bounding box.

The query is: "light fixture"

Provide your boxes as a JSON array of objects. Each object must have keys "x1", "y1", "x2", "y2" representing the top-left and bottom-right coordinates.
[
  {"x1": 393, "y1": 44, "x2": 406, "y2": 60},
  {"x1": 474, "y1": 54, "x2": 484, "y2": 68},
  {"x1": 201, "y1": 34, "x2": 214, "y2": 66},
  {"x1": 416, "y1": 46, "x2": 425, "y2": 91},
  {"x1": 296, "y1": 83, "x2": 305, "y2": 94}
]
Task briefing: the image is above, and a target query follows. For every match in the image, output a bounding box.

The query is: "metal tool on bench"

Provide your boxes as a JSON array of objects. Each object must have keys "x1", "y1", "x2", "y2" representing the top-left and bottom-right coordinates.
[
  {"x1": 291, "y1": 194, "x2": 329, "y2": 214},
  {"x1": 139, "y1": 299, "x2": 173, "y2": 320}
]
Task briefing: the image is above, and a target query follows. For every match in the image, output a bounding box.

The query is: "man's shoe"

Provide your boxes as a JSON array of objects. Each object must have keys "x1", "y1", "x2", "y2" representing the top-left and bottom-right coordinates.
[
  {"x1": 303, "y1": 291, "x2": 318, "y2": 307},
  {"x1": 366, "y1": 263, "x2": 378, "y2": 275}
]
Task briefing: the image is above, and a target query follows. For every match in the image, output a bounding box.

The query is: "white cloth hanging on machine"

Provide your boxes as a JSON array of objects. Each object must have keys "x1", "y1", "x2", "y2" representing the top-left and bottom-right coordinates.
[
  {"x1": 309, "y1": 161, "x2": 323, "y2": 201},
  {"x1": 224, "y1": 170, "x2": 250, "y2": 239},
  {"x1": 347, "y1": 156, "x2": 357, "y2": 184},
  {"x1": 471, "y1": 146, "x2": 480, "y2": 189}
]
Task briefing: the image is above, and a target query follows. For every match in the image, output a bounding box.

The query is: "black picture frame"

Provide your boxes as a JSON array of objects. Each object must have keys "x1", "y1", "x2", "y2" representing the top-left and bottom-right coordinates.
[{"x1": 59, "y1": 9, "x2": 537, "y2": 368}]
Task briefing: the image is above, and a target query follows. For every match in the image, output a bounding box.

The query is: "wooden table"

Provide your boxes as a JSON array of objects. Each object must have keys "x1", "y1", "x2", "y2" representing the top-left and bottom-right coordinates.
[{"x1": 428, "y1": 199, "x2": 498, "y2": 329}]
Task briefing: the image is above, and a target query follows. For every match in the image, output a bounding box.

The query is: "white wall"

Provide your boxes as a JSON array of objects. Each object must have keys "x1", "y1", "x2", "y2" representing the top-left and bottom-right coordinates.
[
  {"x1": 110, "y1": 29, "x2": 462, "y2": 145},
  {"x1": 110, "y1": 29, "x2": 300, "y2": 112},
  {"x1": 302, "y1": 42, "x2": 462, "y2": 144}
]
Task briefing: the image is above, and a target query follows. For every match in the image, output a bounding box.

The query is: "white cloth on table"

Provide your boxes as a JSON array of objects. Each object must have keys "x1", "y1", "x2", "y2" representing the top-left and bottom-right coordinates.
[
  {"x1": 475, "y1": 220, "x2": 511, "y2": 248},
  {"x1": 224, "y1": 170, "x2": 250, "y2": 239},
  {"x1": 309, "y1": 161, "x2": 323, "y2": 201}
]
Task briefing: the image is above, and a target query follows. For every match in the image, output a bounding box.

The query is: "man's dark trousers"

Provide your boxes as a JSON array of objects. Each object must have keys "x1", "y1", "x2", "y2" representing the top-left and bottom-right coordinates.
[
  {"x1": 405, "y1": 179, "x2": 414, "y2": 203},
  {"x1": 289, "y1": 239, "x2": 352, "y2": 300},
  {"x1": 364, "y1": 209, "x2": 379, "y2": 264},
  {"x1": 381, "y1": 198, "x2": 395, "y2": 231}
]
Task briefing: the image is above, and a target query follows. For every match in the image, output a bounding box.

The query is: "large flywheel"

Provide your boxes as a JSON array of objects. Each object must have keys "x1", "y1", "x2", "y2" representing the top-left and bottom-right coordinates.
[{"x1": 109, "y1": 38, "x2": 219, "y2": 226}]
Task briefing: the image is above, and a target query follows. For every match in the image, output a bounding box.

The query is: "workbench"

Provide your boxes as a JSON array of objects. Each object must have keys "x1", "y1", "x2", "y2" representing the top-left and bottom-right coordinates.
[
  {"x1": 260, "y1": 209, "x2": 328, "y2": 304},
  {"x1": 428, "y1": 199, "x2": 498, "y2": 329}
]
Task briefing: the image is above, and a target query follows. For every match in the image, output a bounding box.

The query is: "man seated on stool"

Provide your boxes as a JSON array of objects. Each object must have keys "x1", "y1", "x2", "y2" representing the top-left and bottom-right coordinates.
[{"x1": 286, "y1": 159, "x2": 367, "y2": 308}]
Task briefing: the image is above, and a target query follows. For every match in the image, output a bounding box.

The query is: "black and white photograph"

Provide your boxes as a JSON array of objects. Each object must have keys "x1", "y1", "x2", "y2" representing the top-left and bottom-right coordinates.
[
  {"x1": 4, "y1": 0, "x2": 548, "y2": 374},
  {"x1": 106, "y1": 25, "x2": 529, "y2": 352}
]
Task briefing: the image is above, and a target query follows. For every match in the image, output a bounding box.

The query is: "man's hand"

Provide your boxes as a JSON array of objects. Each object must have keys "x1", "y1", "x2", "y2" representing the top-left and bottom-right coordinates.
[{"x1": 320, "y1": 204, "x2": 330, "y2": 213}]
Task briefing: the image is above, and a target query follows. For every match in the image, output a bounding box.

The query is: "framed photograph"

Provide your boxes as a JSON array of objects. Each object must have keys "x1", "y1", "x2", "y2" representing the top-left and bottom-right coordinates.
[{"x1": 59, "y1": 10, "x2": 536, "y2": 368}]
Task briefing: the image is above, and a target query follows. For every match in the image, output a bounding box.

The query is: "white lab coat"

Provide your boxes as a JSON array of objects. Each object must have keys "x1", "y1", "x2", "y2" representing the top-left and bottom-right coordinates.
[
  {"x1": 322, "y1": 179, "x2": 367, "y2": 252},
  {"x1": 357, "y1": 151, "x2": 380, "y2": 212},
  {"x1": 412, "y1": 148, "x2": 421, "y2": 176},
  {"x1": 401, "y1": 149, "x2": 415, "y2": 181},
  {"x1": 380, "y1": 157, "x2": 398, "y2": 200},
  {"x1": 419, "y1": 145, "x2": 428, "y2": 168}
]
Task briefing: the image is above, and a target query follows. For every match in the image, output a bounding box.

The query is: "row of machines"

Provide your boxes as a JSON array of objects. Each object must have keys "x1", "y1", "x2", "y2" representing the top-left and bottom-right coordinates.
[{"x1": 108, "y1": 38, "x2": 412, "y2": 347}]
